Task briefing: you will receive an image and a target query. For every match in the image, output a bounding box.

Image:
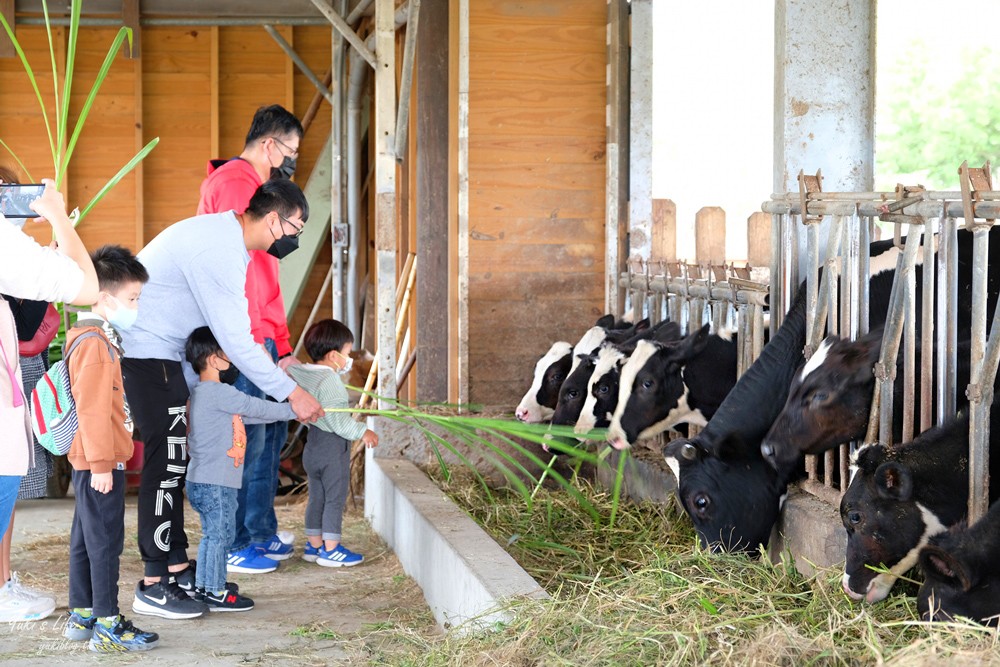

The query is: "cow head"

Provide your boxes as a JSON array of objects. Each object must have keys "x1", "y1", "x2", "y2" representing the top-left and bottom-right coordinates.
[
  {"x1": 550, "y1": 353, "x2": 598, "y2": 430},
  {"x1": 761, "y1": 332, "x2": 881, "y2": 476},
  {"x1": 917, "y1": 504, "x2": 1000, "y2": 626},
  {"x1": 515, "y1": 341, "x2": 572, "y2": 423},
  {"x1": 607, "y1": 325, "x2": 712, "y2": 450},
  {"x1": 840, "y1": 447, "x2": 947, "y2": 603},
  {"x1": 574, "y1": 346, "x2": 626, "y2": 437},
  {"x1": 663, "y1": 433, "x2": 785, "y2": 554}
]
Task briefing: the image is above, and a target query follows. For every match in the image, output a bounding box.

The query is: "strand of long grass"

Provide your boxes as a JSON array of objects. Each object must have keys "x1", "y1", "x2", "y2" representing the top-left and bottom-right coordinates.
[{"x1": 0, "y1": 138, "x2": 34, "y2": 183}]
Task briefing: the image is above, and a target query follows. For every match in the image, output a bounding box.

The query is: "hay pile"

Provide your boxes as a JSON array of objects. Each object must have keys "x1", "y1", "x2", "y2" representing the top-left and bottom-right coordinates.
[{"x1": 375, "y1": 471, "x2": 1000, "y2": 667}]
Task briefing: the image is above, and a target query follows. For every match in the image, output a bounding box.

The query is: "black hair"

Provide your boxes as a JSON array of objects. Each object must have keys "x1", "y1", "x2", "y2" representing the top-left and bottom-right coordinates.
[
  {"x1": 304, "y1": 319, "x2": 354, "y2": 363},
  {"x1": 245, "y1": 178, "x2": 309, "y2": 224},
  {"x1": 91, "y1": 244, "x2": 149, "y2": 293},
  {"x1": 185, "y1": 326, "x2": 224, "y2": 374},
  {"x1": 244, "y1": 104, "x2": 303, "y2": 146},
  {"x1": 0, "y1": 164, "x2": 20, "y2": 184}
]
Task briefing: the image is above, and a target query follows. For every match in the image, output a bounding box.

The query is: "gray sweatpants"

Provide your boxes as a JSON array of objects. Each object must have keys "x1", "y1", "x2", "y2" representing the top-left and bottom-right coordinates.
[{"x1": 303, "y1": 426, "x2": 351, "y2": 542}]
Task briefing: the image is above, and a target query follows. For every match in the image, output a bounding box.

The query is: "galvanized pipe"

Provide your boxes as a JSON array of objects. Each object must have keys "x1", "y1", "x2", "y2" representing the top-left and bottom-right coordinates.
[
  {"x1": 769, "y1": 213, "x2": 784, "y2": 337},
  {"x1": 263, "y1": 25, "x2": 334, "y2": 105},
  {"x1": 764, "y1": 199, "x2": 1000, "y2": 219},
  {"x1": 346, "y1": 0, "x2": 375, "y2": 23},
  {"x1": 967, "y1": 224, "x2": 992, "y2": 522},
  {"x1": 617, "y1": 275, "x2": 770, "y2": 307},
  {"x1": 310, "y1": 0, "x2": 377, "y2": 69},
  {"x1": 936, "y1": 217, "x2": 959, "y2": 422},
  {"x1": 920, "y1": 218, "x2": 936, "y2": 432},
  {"x1": 901, "y1": 240, "x2": 916, "y2": 443}
]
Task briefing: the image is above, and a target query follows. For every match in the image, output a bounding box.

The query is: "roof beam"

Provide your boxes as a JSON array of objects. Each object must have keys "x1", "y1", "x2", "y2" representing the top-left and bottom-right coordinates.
[{"x1": 309, "y1": 0, "x2": 376, "y2": 70}]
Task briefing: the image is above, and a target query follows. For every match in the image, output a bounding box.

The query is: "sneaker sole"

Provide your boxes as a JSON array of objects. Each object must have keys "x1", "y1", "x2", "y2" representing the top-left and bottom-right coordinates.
[
  {"x1": 302, "y1": 554, "x2": 318, "y2": 563},
  {"x1": 0, "y1": 601, "x2": 58, "y2": 623},
  {"x1": 316, "y1": 558, "x2": 363, "y2": 568},
  {"x1": 132, "y1": 596, "x2": 205, "y2": 620},
  {"x1": 206, "y1": 604, "x2": 254, "y2": 613},
  {"x1": 261, "y1": 552, "x2": 293, "y2": 561},
  {"x1": 226, "y1": 563, "x2": 278, "y2": 574},
  {"x1": 63, "y1": 626, "x2": 95, "y2": 641},
  {"x1": 89, "y1": 639, "x2": 160, "y2": 653}
]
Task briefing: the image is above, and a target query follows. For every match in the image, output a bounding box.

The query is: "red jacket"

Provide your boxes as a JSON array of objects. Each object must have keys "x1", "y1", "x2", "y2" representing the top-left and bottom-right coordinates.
[{"x1": 197, "y1": 158, "x2": 292, "y2": 357}]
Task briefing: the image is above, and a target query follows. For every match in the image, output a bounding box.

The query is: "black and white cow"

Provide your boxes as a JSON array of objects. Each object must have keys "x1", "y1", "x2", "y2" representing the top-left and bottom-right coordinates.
[
  {"x1": 607, "y1": 323, "x2": 738, "y2": 451},
  {"x1": 515, "y1": 315, "x2": 636, "y2": 423},
  {"x1": 840, "y1": 408, "x2": 1000, "y2": 603},
  {"x1": 660, "y1": 228, "x2": 1000, "y2": 554},
  {"x1": 760, "y1": 331, "x2": 972, "y2": 478},
  {"x1": 918, "y1": 499, "x2": 1000, "y2": 626},
  {"x1": 516, "y1": 341, "x2": 573, "y2": 423}
]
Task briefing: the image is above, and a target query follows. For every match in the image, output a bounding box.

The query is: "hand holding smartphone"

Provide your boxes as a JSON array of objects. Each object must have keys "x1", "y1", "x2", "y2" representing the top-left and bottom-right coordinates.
[{"x1": 0, "y1": 183, "x2": 46, "y2": 219}]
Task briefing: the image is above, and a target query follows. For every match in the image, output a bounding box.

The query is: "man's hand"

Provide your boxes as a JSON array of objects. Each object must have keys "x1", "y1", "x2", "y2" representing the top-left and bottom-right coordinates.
[
  {"x1": 289, "y1": 386, "x2": 324, "y2": 423},
  {"x1": 360, "y1": 429, "x2": 379, "y2": 449},
  {"x1": 278, "y1": 355, "x2": 301, "y2": 371},
  {"x1": 90, "y1": 471, "x2": 114, "y2": 494}
]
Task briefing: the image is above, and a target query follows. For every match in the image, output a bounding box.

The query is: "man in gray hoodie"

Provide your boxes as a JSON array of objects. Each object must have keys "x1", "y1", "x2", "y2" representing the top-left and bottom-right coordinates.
[{"x1": 121, "y1": 179, "x2": 323, "y2": 620}]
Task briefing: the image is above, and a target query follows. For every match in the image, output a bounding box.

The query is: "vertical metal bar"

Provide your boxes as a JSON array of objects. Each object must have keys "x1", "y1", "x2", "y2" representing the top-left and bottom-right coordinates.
[
  {"x1": 824, "y1": 450, "x2": 835, "y2": 488},
  {"x1": 374, "y1": 0, "x2": 399, "y2": 406},
  {"x1": 968, "y1": 225, "x2": 991, "y2": 522},
  {"x1": 860, "y1": 216, "x2": 871, "y2": 335},
  {"x1": 902, "y1": 234, "x2": 916, "y2": 444},
  {"x1": 920, "y1": 218, "x2": 935, "y2": 433},
  {"x1": 770, "y1": 213, "x2": 784, "y2": 337},
  {"x1": 936, "y1": 216, "x2": 959, "y2": 423},
  {"x1": 805, "y1": 220, "x2": 820, "y2": 350},
  {"x1": 752, "y1": 303, "x2": 765, "y2": 363},
  {"x1": 737, "y1": 303, "x2": 748, "y2": 377}
]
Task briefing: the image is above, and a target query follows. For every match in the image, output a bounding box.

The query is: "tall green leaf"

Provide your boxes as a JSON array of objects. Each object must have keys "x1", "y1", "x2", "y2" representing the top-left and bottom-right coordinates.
[
  {"x1": 0, "y1": 138, "x2": 35, "y2": 183},
  {"x1": 57, "y1": 0, "x2": 85, "y2": 183},
  {"x1": 75, "y1": 137, "x2": 159, "y2": 223}
]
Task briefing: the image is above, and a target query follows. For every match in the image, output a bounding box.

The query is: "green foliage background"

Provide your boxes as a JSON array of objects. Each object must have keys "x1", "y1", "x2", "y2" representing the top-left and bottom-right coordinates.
[{"x1": 876, "y1": 41, "x2": 1000, "y2": 190}]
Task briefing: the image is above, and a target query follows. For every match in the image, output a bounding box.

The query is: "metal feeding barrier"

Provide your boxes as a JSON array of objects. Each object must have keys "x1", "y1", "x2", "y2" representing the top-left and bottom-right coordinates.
[{"x1": 764, "y1": 164, "x2": 997, "y2": 520}]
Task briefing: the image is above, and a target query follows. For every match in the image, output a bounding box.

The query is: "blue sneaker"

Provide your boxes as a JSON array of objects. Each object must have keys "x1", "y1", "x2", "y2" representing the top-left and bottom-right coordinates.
[
  {"x1": 252, "y1": 535, "x2": 295, "y2": 561},
  {"x1": 64, "y1": 610, "x2": 97, "y2": 641},
  {"x1": 316, "y1": 544, "x2": 364, "y2": 568},
  {"x1": 89, "y1": 615, "x2": 159, "y2": 653},
  {"x1": 226, "y1": 546, "x2": 279, "y2": 574},
  {"x1": 303, "y1": 543, "x2": 322, "y2": 563}
]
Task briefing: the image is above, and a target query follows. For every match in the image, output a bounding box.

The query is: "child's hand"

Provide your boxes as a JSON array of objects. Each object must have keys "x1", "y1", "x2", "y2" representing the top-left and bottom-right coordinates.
[
  {"x1": 91, "y1": 471, "x2": 114, "y2": 494},
  {"x1": 361, "y1": 429, "x2": 378, "y2": 448}
]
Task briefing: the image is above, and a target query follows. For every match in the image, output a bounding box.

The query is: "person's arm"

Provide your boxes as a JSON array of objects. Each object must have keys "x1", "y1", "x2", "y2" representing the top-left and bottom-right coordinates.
[
  {"x1": 69, "y1": 338, "x2": 118, "y2": 475},
  {"x1": 28, "y1": 179, "x2": 99, "y2": 305}
]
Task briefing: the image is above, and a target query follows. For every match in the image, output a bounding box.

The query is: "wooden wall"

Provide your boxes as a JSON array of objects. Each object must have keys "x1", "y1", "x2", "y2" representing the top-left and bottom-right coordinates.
[
  {"x1": 467, "y1": 1, "x2": 608, "y2": 405},
  {"x1": 0, "y1": 25, "x2": 332, "y2": 345}
]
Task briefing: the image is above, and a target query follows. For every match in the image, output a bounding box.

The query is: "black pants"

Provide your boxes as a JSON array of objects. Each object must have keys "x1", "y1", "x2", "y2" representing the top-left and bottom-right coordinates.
[
  {"x1": 122, "y1": 358, "x2": 190, "y2": 578},
  {"x1": 68, "y1": 469, "x2": 126, "y2": 617}
]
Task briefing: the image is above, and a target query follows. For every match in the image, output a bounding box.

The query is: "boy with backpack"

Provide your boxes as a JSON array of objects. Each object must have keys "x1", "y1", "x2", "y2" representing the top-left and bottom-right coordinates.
[
  {"x1": 62, "y1": 245, "x2": 168, "y2": 652},
  {"x1": 184, "y1": 326, "x2": 296, "y2": 610}
]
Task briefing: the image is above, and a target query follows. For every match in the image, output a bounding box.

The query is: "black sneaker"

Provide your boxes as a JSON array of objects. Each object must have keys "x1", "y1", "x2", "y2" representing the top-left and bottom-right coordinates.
[
  {"x1": 132, "y1": 580, "x2": 207, "y2": 620},
  {"x1": 196, "y1": 587, "x2": 254, "y2": 612},
  {"x1": 168, "y1": 560, "x2": 197, "y2": 597}
]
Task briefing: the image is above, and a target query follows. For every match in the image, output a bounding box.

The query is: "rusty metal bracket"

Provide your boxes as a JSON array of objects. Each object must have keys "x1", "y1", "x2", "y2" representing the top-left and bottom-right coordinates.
[
  {"x1": 797, "y1": 169, "x2": 823, "y2": 225},
  {"x1": 959, "y1": 161, "x2": 994, "y2": 230}
]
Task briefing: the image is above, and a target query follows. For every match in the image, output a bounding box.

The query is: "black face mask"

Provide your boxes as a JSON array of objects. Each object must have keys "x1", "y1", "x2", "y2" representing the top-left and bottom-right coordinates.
[
  {"x1": 266, "y1": 230, "x2": 300, "y2": 259},
  {"x1": 270, "y1": 156, "x2": 296, "y2": 181},
  {"x1": 219, "y1": 363, "x2": 240, "y2": 386}
]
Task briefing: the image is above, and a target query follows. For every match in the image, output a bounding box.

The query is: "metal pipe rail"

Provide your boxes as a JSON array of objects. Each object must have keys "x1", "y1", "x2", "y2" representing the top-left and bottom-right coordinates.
[
  {"x1": 617, "y1": 274, "x2": 770, "y2": 307},
  {"x1": 764, "y1": 198, "x2": 1000, "y2": 219}
]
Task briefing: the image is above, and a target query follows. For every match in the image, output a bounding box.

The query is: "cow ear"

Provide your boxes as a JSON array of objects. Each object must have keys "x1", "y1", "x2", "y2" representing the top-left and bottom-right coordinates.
[
  {"x1": 919, "y1": 545, "x2": 973, "y2": 591},
  {"x1": 633, "y1": 318, "x2": 651, "y2": 333},
  {"x1": 671, "y1": 324, "x2": 711, "y2": 362},
  {"x1": 664, "y1": 437, "x2": 701, "y2": 463},
  {"x1": 874, "y1": 461, "x2": 913, "y2": 501},
  {"x1": 713, "y1": 432, "x2": 747, "y2": 461},
  {"x1": 653, "y1": 321, "x2": 682, "y2": 343},
  {"x1": 595, "y1": 314, "x2": 616, "y2": 329}
]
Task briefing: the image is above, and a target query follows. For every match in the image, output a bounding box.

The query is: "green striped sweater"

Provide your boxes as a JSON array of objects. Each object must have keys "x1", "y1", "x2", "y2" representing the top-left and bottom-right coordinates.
[{"x1": 287, "y1": 364, "x2": 367, "y2": 441}]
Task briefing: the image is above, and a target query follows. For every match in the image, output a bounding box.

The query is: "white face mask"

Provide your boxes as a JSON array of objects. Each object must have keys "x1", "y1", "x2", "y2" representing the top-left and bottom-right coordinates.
[{"x1": 333, "y1": 351, "x2": 353, "y2": 375}]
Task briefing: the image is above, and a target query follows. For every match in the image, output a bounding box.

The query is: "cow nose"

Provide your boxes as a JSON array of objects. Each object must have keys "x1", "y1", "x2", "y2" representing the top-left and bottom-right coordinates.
[
  {"x1": 515, "y1": 408, "x2": 528, "y2": 422},
  {"x1": 610, "y1": 438, "x2": 630, "y2": 451},
  {"x1": 841, "y1": 576, "x2": 865, "y2": 601}
]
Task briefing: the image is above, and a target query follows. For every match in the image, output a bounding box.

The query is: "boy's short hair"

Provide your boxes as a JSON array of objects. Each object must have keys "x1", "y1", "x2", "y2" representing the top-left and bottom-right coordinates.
[
  {"x1": 0, "y1": 164, "x2": 20, "y2": 184},
  {"x1": 244, "y1": 104, "x2": 303, "y2": 146},
  {"x1": 304, "y1": 319, "x2": 354, "y2": 363},
  {"x1": 186, "y1": 326, "x2": 224, "y2": 374},
  {"x1": 245, "y1": 179, "x2": 309, "y2": 225},
  {"x1": 91, "y1": 244, "x2": 149, "y2": 293}
]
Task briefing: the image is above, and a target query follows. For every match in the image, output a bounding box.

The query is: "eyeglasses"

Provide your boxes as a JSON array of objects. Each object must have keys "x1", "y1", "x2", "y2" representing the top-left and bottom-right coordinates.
[
  {"x1": 278, "y1": 214, "x2": 304, "y2": 238},
  {"x1": 270, "y1": 136, "x2": 299, "y2": 159}
]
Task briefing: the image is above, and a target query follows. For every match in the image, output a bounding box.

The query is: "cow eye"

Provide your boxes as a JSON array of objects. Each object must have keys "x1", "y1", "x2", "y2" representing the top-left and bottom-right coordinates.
[
  {"x1": 551, "y1": 374, "x2": 564, "y2": 383},
  {"x1": 598, "y1": 385, "x2": 609, "y2": 394},
  {"x1": 848, "y1": 510, "x2": 862, "y2": 525},
  {"x1": 810, "y1": 391, "x2": 829, "y2": 405},
  {"x1": 641, "y1": 379, "x2": 654, "y2": 389},
  {"x1": 692, "y1": 493, "x2": 710, "y2": 514},
  {"x1": 567, "y1": 389, "x2": 579, "y2": 399}
]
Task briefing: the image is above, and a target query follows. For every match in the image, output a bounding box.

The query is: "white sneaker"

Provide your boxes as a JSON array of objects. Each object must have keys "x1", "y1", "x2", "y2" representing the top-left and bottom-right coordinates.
[{"x1": 0, "y1": 572, "x2": 57, "y2": 622}]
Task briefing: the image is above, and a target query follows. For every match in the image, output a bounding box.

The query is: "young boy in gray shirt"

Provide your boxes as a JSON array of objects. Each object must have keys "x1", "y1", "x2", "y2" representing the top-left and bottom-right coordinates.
[{"x1": 184, "y1": 327, "x2": 296, "y2": 611}]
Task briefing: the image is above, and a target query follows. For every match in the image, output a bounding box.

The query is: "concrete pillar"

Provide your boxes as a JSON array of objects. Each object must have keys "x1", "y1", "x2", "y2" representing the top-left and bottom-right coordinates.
[
  {"x1": 628, "y1": 0, "x2": 653, "y2": 261},
  {"x1": 773, "y1": 0, "x2": 875, "y2": 275}
]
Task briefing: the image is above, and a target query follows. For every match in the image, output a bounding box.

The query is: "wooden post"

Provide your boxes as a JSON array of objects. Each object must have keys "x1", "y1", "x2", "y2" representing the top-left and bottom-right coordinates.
[
  {"x1": 209, "y1": 27, "x2": 219, "y2": 158},
  {"x1": 415, "y1": 0, "x2": 449, "y2": 403},
  {"x1": 122, "y1": 0, "x2": 140, "y2": 59},
  {"x1": 695, "y1": 206, "x2": 726, "y2": 265},
  {"x1": 651, "y1": 198, "x2": 676, "y2": 262},
  {"x1": 456, "y1": 0, "x2": 469, "y2": 406},
  {"x1": 0, "y1": 0, "x2": 13, "y2": 59},
  {"x1": 133, "y1": 41, "x2": 144, "y2": 250},
  {"x1": 747, "y1": 211, "x2": 771, "y2": 267},
  {"x1": 605, "y1": 0, "x2": 630, "y2": 315},
  {"x1": 374, "y1": 0, "x2": 398, "y2": 407}
]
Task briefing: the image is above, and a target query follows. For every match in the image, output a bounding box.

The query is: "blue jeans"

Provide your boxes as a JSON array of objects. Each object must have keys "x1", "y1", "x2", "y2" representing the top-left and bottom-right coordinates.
[
  {"x1": 0, "y1": 475, "x2": 20, "y2": 538},
  {"x1": 187, "y1": 481, "x2": 237, "y2": 594},
  {"x1": 231, "y1": 338, "x2": 287, "y2": 551}
]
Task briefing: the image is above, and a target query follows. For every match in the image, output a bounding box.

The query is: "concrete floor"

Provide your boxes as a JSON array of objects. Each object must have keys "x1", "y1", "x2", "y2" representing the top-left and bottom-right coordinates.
[{"x1": 0, "y1": 492, "x2": 436, "y2": 666}]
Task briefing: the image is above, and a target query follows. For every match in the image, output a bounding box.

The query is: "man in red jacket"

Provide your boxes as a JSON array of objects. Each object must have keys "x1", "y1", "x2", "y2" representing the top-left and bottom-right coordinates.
[{"x1": 197, "y1": 105, "x2": 302, "y2": 572}]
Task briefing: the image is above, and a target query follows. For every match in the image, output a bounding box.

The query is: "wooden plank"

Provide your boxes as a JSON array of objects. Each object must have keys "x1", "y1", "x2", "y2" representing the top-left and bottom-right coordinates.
[
  {"x1": 470, "y1": 104, "x2": 604, "y2": 138},
  {"x1": 695, "y1": 206, "x2": 727, "y2": 265},
  {"x1": 470, "y1": 136, "x2": 606, "y2": 165},
  {"x1": 651, "y1": 199, "x2": 676, "y2": 262},
  {"x1": 416, "y1": 0, "x2": 449, "y2": 402},
  {"x1": 747, "y1": 211, "x2": 771, "y2": 267},
  {"x1": 210, "y1": 26, "x2": 219, "y2": 157},
  {"x1": 471, "y1": 185, "x2": 604, "y2": 219},
  {"x1": 466, "y1": 162, "x2": 603, "y2": 191},
  {"x1": 133, "y1": 49, "x2": 144, "y2": 250},
  {"x1": 0, "y1": 0, "x2": 14, "y2": 59},
  {"x1": 470, "y1": 216, "x2": 604, "y2": 244},
  {"x1": 122, "y1": 0, "x2": 140, "y2": 59},
  {"x1": 468, "y1": 51, "x2": 604, "y2": 84},
  {"x1": 606, "y1": 0, "x2": 629, "y2": 316}
]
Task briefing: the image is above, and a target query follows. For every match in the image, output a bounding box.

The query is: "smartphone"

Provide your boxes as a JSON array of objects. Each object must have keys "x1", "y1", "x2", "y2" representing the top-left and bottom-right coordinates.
[{"x1": 0, "y1": 183, "x2": 45, "y2": 219}]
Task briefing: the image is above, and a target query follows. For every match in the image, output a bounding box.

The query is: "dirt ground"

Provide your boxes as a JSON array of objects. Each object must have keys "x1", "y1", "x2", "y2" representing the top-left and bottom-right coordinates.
[{"x1": 0, "y1": 490, "x2": 438, "y2": 666}]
